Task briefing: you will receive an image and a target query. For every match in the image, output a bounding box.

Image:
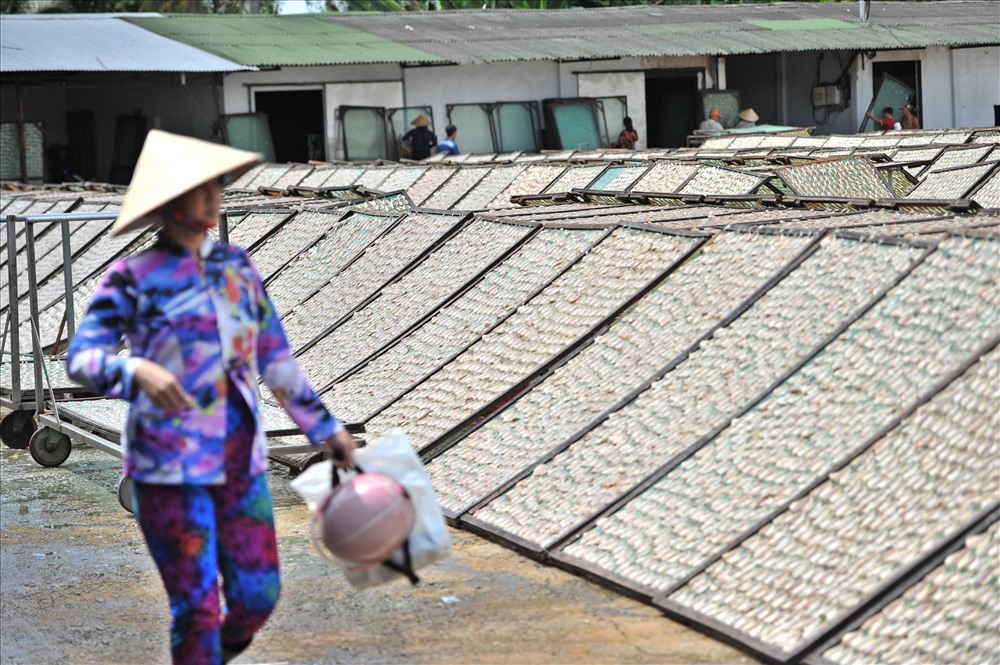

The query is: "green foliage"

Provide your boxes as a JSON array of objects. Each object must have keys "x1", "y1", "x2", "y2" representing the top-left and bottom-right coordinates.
[
  {"x1": 5, "y1": 0, "x2": 279, "y2": 13},
  {"x1": 0, "y1": 0, "x2": 37, "y2": 12},
  {"x1": 326, "y1": 0, "x2": 868, "y2": 10}
]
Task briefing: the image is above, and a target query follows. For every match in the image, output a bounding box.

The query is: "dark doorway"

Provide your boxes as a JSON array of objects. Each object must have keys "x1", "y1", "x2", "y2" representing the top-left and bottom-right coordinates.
[
  {"x1": 872, "y1": 60, "x2": 922, "y2": 116},
  {"x1": 254, "y1": 89, "x2": 325, "y2": 163},
  {"x1": 645, "y1": 71, "x2": 700, "y2": 149}
]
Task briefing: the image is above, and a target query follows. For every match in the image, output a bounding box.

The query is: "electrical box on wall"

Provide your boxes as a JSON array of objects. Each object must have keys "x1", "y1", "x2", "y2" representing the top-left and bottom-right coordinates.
[{"x1": 812, "y1": 85, "x2": 843, "y2": 107}]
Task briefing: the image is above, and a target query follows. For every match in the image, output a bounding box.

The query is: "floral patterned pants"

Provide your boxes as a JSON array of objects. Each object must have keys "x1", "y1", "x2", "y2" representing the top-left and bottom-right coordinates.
[{"x1": 133, "y1": 386, "x2": 280, "y2": 665}]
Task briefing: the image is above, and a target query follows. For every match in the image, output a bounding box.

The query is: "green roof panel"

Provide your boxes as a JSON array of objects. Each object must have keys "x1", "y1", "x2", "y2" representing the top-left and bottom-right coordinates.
[
  {"x1": 126, "y1": 14, "x2": 443, "y2": 67},
  {"x1": 745, "y1": 18, "x2": 858, "y2": 31}
]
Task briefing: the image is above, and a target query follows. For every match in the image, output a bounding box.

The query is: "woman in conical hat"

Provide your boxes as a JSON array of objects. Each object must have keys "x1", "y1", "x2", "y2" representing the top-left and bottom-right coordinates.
[
  {"x1": 402, "y1": 114, "x2": 437, "y2": 160},
  {"x1": 736, "y1": 108, "x2": 759, "y2": 128},
  {"x1": 67, "y1": 130, "x2": 356, "y2": 665}
]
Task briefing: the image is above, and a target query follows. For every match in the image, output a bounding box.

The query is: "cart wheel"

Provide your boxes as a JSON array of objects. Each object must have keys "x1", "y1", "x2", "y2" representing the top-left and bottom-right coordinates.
[
  {"x1": 1, "y1": 410, "x2": 37, "y2": 450},
  {"x1": 28, "y1": 427, "x2": 72, "y2": 467},
  {"x1": 117, "y1": 476, "x2": 135, "y2": 514}
]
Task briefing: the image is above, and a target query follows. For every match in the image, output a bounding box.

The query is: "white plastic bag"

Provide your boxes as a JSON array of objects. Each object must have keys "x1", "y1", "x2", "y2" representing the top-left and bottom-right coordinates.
[{"x1": 290, "y1": 428, "x2": 452, "y2": 589}]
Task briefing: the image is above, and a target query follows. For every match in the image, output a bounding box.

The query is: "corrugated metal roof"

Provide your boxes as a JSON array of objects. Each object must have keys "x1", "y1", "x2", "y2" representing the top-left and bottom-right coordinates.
[
  {"x1": 125, "y1": 14, "x2": 444, "y2": 67},
  {"x1": 324, "y1": 1, "x2": 1000, "y2": 63},
  {"x1": 0, "y1": 14, "x2": 253, "y2": 73}
]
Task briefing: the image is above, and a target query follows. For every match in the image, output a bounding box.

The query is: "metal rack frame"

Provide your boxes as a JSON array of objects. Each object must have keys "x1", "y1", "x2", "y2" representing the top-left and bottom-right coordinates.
[{"x1": 2, "y1": 209, "x2": 366, "y2": 509}]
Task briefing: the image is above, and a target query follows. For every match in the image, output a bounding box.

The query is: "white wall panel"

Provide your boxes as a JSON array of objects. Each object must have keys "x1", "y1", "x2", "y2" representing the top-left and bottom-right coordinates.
[
  {"x1": 324, "y1": 81, "x2": 403, "y2": 160},
  {"x1": 577, "y1": 71, "x2": 647, "y2": 150},
  {"x1": 952, "y1": 47, "x2": 1000, "y2": 129},
  {"x1": 403, "y1": 60, "x2": 561, "y2": 144}
]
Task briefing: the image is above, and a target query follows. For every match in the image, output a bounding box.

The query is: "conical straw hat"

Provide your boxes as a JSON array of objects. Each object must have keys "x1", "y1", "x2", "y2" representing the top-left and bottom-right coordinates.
[
  {"x1": 111, "y1": 130, "x2": 261, "y2": 236},
  {"x1": 738, "y1": 108, "x2": 759, "y2": 123},
  {"x1": 410, "y1": 114, "x2": 431, "y2": 127}
]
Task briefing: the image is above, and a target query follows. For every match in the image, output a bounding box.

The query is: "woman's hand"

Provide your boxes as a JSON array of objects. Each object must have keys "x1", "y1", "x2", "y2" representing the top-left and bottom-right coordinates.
[
  {"x1": 134, "y1": 360, "x2": 194, "y2": 411},
  {"x1": 325, "y1": 428, "x2": 357, "y2": 469}
]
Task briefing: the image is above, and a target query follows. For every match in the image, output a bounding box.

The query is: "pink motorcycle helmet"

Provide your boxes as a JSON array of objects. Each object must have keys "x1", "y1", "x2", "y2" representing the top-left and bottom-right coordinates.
[{"x1": 319, "y1": 471, "x2": 414, "y2": 564}]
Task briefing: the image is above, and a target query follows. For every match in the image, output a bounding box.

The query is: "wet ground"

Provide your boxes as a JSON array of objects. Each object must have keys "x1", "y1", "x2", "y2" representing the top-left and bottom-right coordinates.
[{"x1": 1, "y1": 431, "x2": 753, "y2": 665}]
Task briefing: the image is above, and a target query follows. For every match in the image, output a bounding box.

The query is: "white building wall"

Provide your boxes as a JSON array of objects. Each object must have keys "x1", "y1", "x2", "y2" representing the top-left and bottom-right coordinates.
[
  {"x1": 403, "y1": 56, "x2": 713, "y2": 152},
  {"x1": 223, "y1": 64, "x2": 403, "y2": 160},
  {"x1": 577, "y1": 71, "x2": 646, "y2": 150},
  {"x1": 920, "y1": 46, "x2": 955, "y2": 129},
  {"x1": 324, "y1": 81, "x2": 403, "y2": 160},
  {"x1": 952, "y1": 46, "x2": 999, "y2": 128},
  {"x1": 403, "y1": 60, "x2": 562, "y2": 142},
  {"x1": 222, "y1": 63, "x2": 402, "y2": 113},
  {"x1": 850, "y1": 47, "x2": 967, "y2": 131},
  {"x1": 780, "y1": 51, "x2": 856, "y2": 135}
]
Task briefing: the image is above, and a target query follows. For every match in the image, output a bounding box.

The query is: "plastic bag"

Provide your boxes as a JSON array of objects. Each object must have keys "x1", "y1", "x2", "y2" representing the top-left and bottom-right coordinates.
[{"x1": 290, "y1": 428, "x2": 452, "y2": 589}]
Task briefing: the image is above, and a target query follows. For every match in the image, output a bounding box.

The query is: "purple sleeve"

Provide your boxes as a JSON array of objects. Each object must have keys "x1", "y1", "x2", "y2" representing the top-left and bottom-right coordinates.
[{"x1": 66, "y1": 260, "x2": 142, "y2": 400}]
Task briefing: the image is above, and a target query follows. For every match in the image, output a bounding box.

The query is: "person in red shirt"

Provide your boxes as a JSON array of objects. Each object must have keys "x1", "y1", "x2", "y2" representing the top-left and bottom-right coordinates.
[
  {"x1": 616, "y1": 116, "x2": 639, "y2": 150},
  {"x1": 866, "y1": 106, "x2": 900, "y2": 131}
]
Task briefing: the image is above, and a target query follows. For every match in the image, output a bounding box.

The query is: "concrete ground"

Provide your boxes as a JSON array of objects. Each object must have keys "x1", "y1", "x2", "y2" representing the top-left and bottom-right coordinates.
[{"x1": 0, "y1": 435, "x2": 754, "y2": 665}]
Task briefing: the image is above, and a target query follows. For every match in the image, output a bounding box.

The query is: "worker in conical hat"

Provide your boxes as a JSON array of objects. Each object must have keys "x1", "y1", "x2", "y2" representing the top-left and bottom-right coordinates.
[
  {"x1": 402, "y1": 114, "x2": 437, "y2": 160},
  {"x1": 67, "y1": 129, "x2": 356, "y2": 665},
  {"x1": 736, "y1": 108, "x2": 759, "y2": 128}
]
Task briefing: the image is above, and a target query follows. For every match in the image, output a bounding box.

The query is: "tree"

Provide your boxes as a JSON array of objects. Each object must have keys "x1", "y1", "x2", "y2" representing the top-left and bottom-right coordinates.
[
  {"x1": 0, "y1": 0, "x2": 38, "y2": 12},
  {"x1": 5, "y1": 0, "x2": 279, "y2": 13},
  {"x1": 325, "y1": 0, "x2": 807, "y2": 10}
]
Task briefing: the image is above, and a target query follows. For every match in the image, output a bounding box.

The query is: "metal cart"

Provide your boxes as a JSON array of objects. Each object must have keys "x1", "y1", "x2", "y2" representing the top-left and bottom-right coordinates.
[{"x1": 3, "y1": 210, "x2": 363, "y2": 512}]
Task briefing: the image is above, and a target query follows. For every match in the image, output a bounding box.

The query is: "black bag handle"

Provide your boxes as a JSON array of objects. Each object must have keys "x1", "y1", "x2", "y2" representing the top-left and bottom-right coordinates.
[
  {"x1": 381, "y1": 537, "x2": 420, "y2": 586},
  {"x1": 330, "y1": 449, "x2": 361, "y2": 488}
]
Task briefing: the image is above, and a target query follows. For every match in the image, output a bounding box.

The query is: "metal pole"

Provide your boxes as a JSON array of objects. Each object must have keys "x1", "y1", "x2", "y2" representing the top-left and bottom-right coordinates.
[
  {"x1": 5, "y1": 218, "x2": 21, "y2": 406},
  {"x1": 60, "y1": 219, "x2": 76, "y2": 343},
  {"x1": 219, "y1": 210, "x2": 230, "y2": 245},
  {"x1": 24, "y1": 223, "x2": 43, "y2": 417},
  {"x1": 16, "y1": 80, "x2": 27, "y2": 184}
]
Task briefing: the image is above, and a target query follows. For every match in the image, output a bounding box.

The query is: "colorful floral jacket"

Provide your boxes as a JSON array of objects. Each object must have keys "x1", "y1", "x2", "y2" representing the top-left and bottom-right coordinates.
[{"x1": 67, "y1": 234, "x2": 342, "y2": 484}]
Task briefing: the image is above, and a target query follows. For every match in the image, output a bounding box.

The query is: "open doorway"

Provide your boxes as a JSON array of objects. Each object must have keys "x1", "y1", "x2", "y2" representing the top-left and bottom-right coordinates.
[
  {"x1": 872, "y1": 60, "x2": 922, "y2": 118},
  {"x1": 253, "y1": 89, "x2": 325, "y2": 163},
  {"x1": 645, "y1": 71, "x2": 700, "y2": 149}
]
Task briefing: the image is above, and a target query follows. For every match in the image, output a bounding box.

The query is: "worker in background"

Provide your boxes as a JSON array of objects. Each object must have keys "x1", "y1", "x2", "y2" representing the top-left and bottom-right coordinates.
[
  {"x1": 402, "y1": 115, "x2": 437, "y2": 160},
  {"x1": 866, "y1": 106, "x2": 901, "y2": 131},
  {"x1": 437, "y1": 125, "x2": 460, "y2": 156},
  {"x1": 699, "y1": 108, "x2": 724, "y2": 131},
  {"x1": 900, "y1": 104, "x2": 921, "y2": 130},
  {"x1": 735, "y1": 108, "x2": 759, "y2": 129},
  {"x1": 616, "y1": 117, "x2": 639, "y2": 149}
]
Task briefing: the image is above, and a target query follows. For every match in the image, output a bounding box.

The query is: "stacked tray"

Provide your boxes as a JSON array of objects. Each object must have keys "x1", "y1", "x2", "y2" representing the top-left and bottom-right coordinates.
[
  {"x1": 364, "y1": 226, "x2": 706, "y2": 450},
  {"x1": 436, "y1": 230, "x2": 824, "y2": 520},
  {"x1": 325, "y1": 226, "x2": 606, "y2": 425},
  {"x1": 456, "y1": 235, "x2": 925, "y2": 547},
  {"x1": 554, "y1": 234, "x2": 997, "y2": 610},
  {"x1": 280, "y1": 210, "x2": 465, "y2": 351},
  {"x1": 664, "y1": 345, "x2": 999, "y2": 661},
  {"x1": 253, "y1": 211, "x2": 397, "y2": 316},
  {"x1": 297, "y1": 219, "x2": 534, "y2": 390}
]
